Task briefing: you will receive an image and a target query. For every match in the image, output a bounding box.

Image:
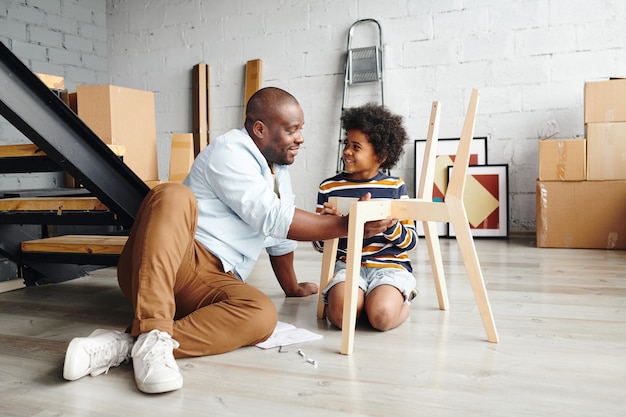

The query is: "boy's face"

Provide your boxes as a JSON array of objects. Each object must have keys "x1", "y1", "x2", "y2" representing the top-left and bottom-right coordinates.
[{"x1": 342, "y1": 129, "x2": 382, "y2": 180}]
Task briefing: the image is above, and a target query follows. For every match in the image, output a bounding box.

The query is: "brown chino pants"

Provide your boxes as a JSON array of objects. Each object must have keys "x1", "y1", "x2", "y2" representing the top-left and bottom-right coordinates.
[{"x1": 117, "y1": 183, "x2": 277, "y2": 358}]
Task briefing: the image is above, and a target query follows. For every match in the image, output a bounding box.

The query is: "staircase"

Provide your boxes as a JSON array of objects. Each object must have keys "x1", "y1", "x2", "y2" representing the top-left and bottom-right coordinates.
[{"x1": 0, "y1": 42, "x2": 148, "y2": 285}]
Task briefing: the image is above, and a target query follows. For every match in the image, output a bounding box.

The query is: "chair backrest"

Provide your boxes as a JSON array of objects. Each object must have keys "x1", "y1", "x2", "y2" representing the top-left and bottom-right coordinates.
[
  {"x1": 416, "y1": 101, "x2": 441, "y2": 200},
  {"x1": 445, "y1": 88, "x2": 480, "y2": 200}
]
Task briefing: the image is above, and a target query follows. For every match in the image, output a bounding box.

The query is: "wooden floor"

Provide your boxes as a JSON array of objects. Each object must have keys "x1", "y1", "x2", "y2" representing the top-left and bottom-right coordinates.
[{"x1": 0, "y1": 238, "x2": 624, "y2": 417}]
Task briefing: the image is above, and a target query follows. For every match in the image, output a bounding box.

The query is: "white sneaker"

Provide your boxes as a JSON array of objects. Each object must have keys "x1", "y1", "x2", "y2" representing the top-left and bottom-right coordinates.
[
  {"x1": 63, "y1": 329, "x2": 134, "y2": 381},
  {"x1": 131, "y1": 329, "x2": 183, "y2": 394}
]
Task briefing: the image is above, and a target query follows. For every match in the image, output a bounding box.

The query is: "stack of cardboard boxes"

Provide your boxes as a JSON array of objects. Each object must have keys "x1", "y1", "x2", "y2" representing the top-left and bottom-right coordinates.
[{"x1": 536, "y1": 79, "x2": 626, "y2": 249}]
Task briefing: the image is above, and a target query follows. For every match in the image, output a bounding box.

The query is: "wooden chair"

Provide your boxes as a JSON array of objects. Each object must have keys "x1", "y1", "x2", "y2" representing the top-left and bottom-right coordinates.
[{"x1": 317, "y1": 89, "x2": 499, "y2": 354}]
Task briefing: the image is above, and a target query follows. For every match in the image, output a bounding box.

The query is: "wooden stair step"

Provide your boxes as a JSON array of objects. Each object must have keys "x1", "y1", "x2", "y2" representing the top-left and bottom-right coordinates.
[
  {"x1": 0, "y1": 144, "x2": 46, "y2": 157},
  {"x1": 0, "y1": 197, "x2": 109, "y2": 212},
  {"x1": 0, "y1": 143, "x2": 126, "y2": 158},
  {"x1": 0, "y1": 188, "x2": 91, "y2": 199},
  {"x1": 0, "y1": 196, "x2": 121, "y2": 226},
  {"x1": 21, "y1": 235, "x2": 128, "y2": 255}
]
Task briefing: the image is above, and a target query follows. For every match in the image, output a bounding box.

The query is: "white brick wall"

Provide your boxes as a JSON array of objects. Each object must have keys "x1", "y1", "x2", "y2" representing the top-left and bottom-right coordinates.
[
  {"x1": 0, "y1": 0, "x2": 108, "y2": 90},
  {"x1": 108, "y1": 0, "x2": 626, "y2": 230},
  {"x1": 3, "y1": 0, "x2": 626, "y2": 231},
  {"x1": 109, "y1": 0, "x2": 626, "y2": 231},
  {"x1": 0, "y1": 0, "x2": 108, "y2": 146}
]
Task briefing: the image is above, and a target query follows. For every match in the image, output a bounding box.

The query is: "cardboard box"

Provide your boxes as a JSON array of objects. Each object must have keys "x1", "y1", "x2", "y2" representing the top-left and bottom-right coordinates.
[
  {"x1": 536, "y1": 180, "x2": 626, "y2": 249},
  {"x1": 538, "y1": 138, "x2": 586, "y2": 181},
  {"x1": 169, "y1": 133, "x2": 194, "y2": 182},
  {"x1": 77, "y1": 85, "x2": 158, "y2": 181},
  {"x1": 36, "y1": 72, "x2": 64, "y2": 90},
  {"x1": 584, "y1": 79, "x2": 626, "y2": 123},
  {"x1": 585, "y1": 122, "x2": 626, "y2": 180}
]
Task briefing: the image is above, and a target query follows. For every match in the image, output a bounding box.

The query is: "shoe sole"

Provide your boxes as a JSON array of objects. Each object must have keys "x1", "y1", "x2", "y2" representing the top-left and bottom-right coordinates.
[{"x1": 136, "y1": 376, "x2": 183, "y2": 394}]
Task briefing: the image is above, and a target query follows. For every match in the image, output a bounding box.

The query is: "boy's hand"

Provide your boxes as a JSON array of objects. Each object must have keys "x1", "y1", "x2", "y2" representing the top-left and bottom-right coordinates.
[
  {"x1": 358, "y1": 192, "x2": 398, "y2": 238},
  {"x1": 358, "y1": 192, "x2": 372, "y2": 202}
]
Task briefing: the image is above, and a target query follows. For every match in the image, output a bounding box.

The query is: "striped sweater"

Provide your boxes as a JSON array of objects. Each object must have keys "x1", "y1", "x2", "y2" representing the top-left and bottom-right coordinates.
[{"x1": 314, "y1": 172, "x2": 417, "y2": 272}]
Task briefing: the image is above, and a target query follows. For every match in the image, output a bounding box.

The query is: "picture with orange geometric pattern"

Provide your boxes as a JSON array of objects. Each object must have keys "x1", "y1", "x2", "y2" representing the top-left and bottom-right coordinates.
[{"x1": 447, "y1": 164, "x2": 509, "y2": 238}]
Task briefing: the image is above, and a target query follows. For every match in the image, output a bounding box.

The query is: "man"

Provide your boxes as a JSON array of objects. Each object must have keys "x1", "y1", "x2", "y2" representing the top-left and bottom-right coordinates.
[{"x1": 62, "y1": 87, "x2": 395, "y2": 394}]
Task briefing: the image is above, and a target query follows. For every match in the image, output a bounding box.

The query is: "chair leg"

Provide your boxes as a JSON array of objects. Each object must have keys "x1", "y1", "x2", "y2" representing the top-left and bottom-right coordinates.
[
  {"x1": 422, "y1": 221, "x2": 449, "y2": 310},
  {"x1": 447, "y1": 198, "x2": 499, "y2": 343},
  {"x1": 317, "y1": 238, "x2": 339, "y2": 319},
  {"x1": 340, "y1": 212, "x2": 366, "y2": 355}
]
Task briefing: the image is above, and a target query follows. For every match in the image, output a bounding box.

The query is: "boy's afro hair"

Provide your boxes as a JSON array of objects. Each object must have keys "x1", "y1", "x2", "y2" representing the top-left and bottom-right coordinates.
[{"x1": 341, "y1": 103, "x2": 409, "y2": 170}]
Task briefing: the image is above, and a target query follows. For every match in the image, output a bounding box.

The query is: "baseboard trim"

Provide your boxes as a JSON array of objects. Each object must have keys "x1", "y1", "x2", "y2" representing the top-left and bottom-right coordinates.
[
  {"x1": 510, "y1": 229, "x2": 535, "y2": 239},
  {"x1": 0, "y1": 279, "x2": 25, "y2": 293}
]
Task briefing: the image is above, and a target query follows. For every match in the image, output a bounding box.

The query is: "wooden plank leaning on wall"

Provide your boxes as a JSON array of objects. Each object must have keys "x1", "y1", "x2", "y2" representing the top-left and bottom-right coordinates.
[
  {"x1": 192, "y1": 63, "x2": 210, "y2": 157},
  {"x1": 243, "y1": 59, "x2": 263, "y2": 123}
]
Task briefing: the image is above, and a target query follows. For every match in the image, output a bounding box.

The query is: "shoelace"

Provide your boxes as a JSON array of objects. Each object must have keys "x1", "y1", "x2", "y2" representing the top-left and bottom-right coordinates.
[
  {"x1": 140, "y1": 332, "x2": 178, "y2": 368},
  {"x1": 90, "y1": 339, "x2": 130, "y2": 375}
]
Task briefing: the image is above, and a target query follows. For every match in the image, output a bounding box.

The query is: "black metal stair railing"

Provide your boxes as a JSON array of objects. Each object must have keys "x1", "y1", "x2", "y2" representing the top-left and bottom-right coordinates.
[{"x1": 0, "y1": 41, "x2": 150, "y2": 283}]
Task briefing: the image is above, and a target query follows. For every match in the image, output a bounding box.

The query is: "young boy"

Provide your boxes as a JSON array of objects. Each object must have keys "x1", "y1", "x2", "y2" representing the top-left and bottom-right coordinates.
[{"x1": 314, "y1": 103, "x2": 418, "y2": 331}]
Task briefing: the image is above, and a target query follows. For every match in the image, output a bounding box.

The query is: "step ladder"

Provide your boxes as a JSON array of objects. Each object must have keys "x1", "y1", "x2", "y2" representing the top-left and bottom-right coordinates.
[{"x1": 336, "y1": 19, "x2": 384, "y2": 173}]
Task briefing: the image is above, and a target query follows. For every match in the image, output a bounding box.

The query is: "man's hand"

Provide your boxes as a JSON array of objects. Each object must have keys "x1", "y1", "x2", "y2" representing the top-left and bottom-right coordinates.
[
  {"x1": 285, "y1": 282, "x2": 319, "y2": 297},
  {"x1": 364, "y1": 217, "x2": 397, "y2": 238},
  {"x1": 270, "y1": 252, "x2": 319, "y2": 297}
]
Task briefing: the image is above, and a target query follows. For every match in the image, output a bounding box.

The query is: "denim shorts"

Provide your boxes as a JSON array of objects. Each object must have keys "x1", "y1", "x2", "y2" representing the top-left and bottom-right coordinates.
[{"x1": 322, "y1": 261, "x2": 417, "y2": 304}]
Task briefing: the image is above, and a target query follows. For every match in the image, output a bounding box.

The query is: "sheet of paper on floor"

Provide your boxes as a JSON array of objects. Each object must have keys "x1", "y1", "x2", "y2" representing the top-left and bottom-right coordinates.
[{"x1": 255, "y1": 321, "x2": 323, "y2": 349}]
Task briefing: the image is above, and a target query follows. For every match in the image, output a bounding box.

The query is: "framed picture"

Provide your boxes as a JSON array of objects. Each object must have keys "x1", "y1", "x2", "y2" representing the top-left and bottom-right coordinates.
[
  {"x1": 413, "y1": 137, "x2": 488, "y2": 236},
  {"x1": 447, "y1": 164, "x2": 509, "y2": 238}
]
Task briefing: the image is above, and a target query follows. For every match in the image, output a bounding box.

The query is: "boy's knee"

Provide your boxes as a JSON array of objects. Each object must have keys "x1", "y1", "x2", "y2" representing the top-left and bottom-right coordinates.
[
  {"x1": 326, "y1": 303, "x2": 344, "y2": 329},
  {"x1": 367, "y1": 306, "x2": 395, "y2": 331}
]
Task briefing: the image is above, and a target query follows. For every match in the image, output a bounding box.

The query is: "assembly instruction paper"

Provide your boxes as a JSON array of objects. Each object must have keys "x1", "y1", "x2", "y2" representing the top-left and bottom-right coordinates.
[{"x1": 255, "y1": 321, "x2": 323, "y2": 349}]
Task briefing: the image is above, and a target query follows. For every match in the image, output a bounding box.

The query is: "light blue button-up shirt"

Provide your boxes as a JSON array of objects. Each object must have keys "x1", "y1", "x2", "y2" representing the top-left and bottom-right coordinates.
[{"x1": 183, "y1": 128, "x2": 297, "y2": 280}]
